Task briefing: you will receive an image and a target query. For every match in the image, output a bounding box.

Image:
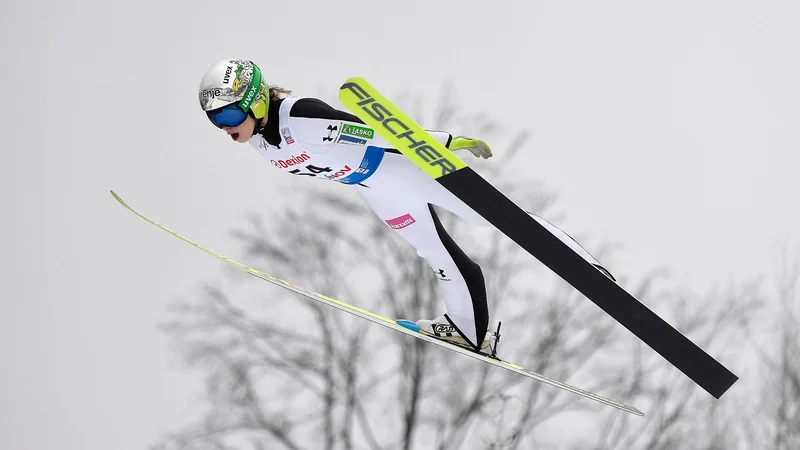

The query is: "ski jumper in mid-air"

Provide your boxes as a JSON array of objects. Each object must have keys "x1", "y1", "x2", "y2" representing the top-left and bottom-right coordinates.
[{"x1": 198, "y1": 59, "x2": 614, "y2": 352}]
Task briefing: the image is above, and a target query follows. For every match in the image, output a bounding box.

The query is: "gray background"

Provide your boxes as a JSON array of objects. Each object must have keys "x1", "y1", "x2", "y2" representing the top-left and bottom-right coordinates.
[{"x1": 1, "y1": 1, "x2": 798, "y2": 449}]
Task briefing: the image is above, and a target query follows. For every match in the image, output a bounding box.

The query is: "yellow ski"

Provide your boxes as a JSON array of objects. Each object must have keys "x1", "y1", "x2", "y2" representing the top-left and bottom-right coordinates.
[
  {"x1": 111, "y1": 190, "x2": 643, "y2": 416},
  {"x1": 339, "y1": 78, "x2": 467, "y2": 179}
]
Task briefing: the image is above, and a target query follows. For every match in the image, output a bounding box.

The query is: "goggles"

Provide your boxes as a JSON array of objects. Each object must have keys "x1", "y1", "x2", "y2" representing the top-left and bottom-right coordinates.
[{"x1": 207, "y1": 103, "x2": 249, "y2": 129}]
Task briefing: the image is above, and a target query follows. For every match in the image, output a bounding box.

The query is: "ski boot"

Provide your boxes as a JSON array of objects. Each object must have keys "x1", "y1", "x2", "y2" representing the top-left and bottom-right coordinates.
[{"x1": 415, "y1": 315, "x2": 499, "y2": 355}]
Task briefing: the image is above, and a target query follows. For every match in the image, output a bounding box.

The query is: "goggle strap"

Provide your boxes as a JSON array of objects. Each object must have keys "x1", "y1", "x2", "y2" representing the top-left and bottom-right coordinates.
[{"x1": 238, "y1": 62, "x2": 263, "y2": 113}]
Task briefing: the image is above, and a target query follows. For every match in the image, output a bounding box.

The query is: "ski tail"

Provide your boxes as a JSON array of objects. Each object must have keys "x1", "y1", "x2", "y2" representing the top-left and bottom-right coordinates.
[{"x1": 338, "y1": 77, "x2": 738, "y2": 399}]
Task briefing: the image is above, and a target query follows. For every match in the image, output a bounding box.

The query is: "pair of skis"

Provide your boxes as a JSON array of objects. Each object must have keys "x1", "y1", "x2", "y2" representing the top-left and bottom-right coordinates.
[
  {"x1": 112, "y1": 77, "x2": 738, "y2": 417},
  {"x1": 110, "y1": 191, "x2": 644, "y2": 416}
]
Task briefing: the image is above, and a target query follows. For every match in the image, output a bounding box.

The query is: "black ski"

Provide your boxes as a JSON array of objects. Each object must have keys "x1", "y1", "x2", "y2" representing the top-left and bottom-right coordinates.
[
  {"x1": 440, "y1": 168, "x2": 738, "y2": 398},
  {"x1": 339, "y1": 77, "x2": 738, "y2": 398}
]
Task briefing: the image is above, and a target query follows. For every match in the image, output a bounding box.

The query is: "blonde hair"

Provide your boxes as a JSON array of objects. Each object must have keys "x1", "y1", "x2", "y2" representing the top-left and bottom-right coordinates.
[{"x1": 269, "y1": 86, "x2": 293, "y2": 101}]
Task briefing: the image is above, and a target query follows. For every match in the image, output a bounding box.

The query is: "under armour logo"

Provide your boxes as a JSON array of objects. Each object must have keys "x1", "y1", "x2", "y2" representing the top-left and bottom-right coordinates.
[
  {"x1": 323, "y1": 125, "x2": 338, "y2": 142},
  {"x1": 433, "y1": 269, "x2": 451, "y2": 281}
]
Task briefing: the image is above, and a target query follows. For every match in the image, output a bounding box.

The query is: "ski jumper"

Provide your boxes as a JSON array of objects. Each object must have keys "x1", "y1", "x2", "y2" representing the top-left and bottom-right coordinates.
[{"x1": 250, "y1": 97, "x2": 608, "y2": 349}]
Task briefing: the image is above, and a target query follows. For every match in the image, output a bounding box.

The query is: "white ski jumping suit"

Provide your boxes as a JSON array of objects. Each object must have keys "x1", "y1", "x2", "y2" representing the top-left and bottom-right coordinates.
[{"x1": 249, "y1": 96, "x2": 609, "y2": 349}]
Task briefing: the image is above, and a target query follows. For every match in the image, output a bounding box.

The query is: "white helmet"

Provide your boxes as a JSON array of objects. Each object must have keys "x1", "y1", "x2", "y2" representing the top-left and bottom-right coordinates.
[{"x1": 198, "y1": 59, "x2": 269, "y2": 121}]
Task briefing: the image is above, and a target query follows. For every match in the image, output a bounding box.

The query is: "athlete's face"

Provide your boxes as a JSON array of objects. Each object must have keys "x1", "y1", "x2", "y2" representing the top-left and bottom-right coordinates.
[{"x1": 223, "y1": 115, "x2": 256, "y2": 143}]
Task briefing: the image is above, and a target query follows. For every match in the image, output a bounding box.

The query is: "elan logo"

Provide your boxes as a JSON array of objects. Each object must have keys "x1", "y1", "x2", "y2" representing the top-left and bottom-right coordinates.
[
  {"x1": 385, "y1": 214, "x2": 416, "y2": 230},
  {"x1": 433, "y1": 324, "x2": 457, "y2": 334}
]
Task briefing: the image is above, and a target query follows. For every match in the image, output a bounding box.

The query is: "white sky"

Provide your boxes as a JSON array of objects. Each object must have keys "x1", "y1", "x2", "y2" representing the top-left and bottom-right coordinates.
[{"x1": 1, "y1": 1, "x2": 798, "y2": 449}]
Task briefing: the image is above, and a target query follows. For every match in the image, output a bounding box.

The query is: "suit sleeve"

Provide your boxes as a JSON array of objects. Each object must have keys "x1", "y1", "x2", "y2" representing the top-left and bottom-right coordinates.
[{"x1": 287, "y1": 98, "x2": 452, "y2": 154}]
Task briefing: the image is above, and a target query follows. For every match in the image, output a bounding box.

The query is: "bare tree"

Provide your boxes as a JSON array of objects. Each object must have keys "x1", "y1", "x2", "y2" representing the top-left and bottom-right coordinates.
[
  {"x1": 745, "y1": 247, "x2": 800, "y2": 450},
  {"x1": 589, "y1": 279, "x2": 763, "y2": 450},
  {"x1": 151, "y1": 87, "x2": 764, "y2": 450},
  {"x1": 771, "y1": 252, "x2": 800, "y2": 449}
]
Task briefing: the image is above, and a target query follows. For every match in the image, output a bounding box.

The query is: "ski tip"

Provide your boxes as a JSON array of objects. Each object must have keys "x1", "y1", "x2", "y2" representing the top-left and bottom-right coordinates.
[
  {"x1": 396, "y1": 319, "x2": 421, "y2": 332},
  {"x1": 339, "y1": 77, "x2": 372, "y2": 97},
  {"x1": 340, "y1": 76, "x2": 366, "y2": 86}
]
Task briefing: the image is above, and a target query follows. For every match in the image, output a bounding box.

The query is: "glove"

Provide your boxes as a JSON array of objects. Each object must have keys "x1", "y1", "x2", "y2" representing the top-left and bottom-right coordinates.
[{"x1": 450, "y1": 136, "x2": 492, "y2": 159}]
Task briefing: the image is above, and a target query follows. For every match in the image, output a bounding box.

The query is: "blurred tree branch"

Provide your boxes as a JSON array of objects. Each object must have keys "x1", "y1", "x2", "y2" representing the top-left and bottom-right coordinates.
[{"x1": 152, "y1": 83, "x2": 773, "y2": 450}]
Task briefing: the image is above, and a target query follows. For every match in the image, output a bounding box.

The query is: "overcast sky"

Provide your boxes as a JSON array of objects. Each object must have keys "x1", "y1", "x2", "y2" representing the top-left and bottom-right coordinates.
[{"x1": 2, "y1": 1, "x2": 799, "y2": 449}]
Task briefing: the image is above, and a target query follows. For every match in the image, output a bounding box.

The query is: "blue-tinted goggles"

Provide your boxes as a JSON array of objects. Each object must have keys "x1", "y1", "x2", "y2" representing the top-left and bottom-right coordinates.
[{"x1": 207, "y1": 104, "x2": 249, "y2": 128}]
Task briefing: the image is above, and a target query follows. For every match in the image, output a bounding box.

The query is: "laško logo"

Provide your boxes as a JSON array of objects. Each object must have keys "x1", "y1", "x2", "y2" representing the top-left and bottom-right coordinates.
[{"x1": 271, "y1": 153, "x2": 311, "y2": 168}]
